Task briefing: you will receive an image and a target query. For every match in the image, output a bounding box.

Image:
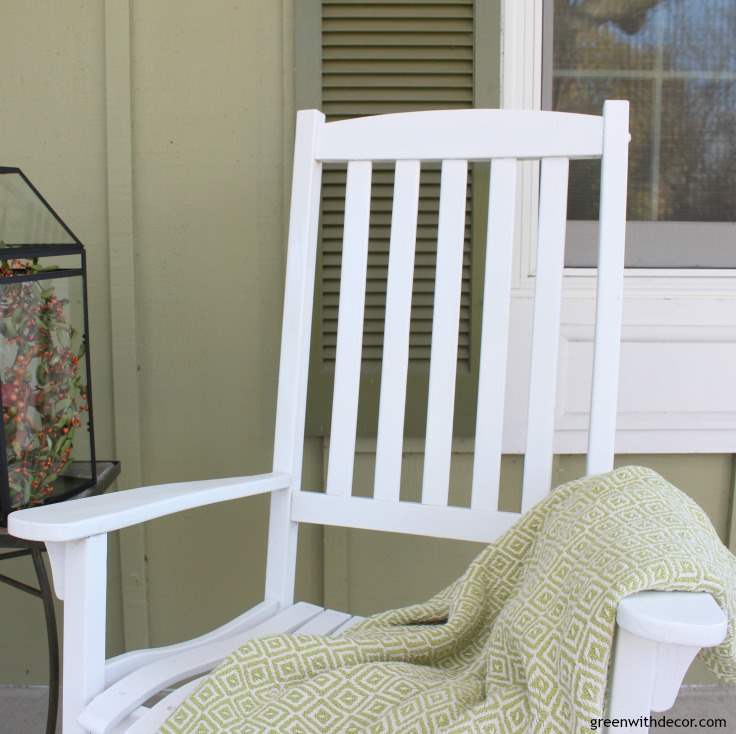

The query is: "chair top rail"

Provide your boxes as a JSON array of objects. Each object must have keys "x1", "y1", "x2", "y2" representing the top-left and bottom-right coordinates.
[{"x1": 316, "y1": 109, "x2": 605, "y2": 162}]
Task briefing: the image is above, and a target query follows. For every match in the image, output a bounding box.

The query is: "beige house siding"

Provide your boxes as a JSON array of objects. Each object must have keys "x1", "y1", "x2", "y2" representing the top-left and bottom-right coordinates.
[
  {"x1": 0, "y1": 0, "x2": 125, "y2": 684},
  {"x1": 0, "y1": 0, "x2": 732, "y2": 691},
  {"x1": 0, "y1": 0, "x2": 323, "y2": 683}
]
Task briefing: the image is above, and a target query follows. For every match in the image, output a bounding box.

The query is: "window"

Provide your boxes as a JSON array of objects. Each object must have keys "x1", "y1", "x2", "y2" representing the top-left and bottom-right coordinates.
[
  {"x1": 544, "y1": 0, "x2": 736, "y2": 267},
  {"x1": 500, "y1": 0, "x2": 736, "y2": 454}
]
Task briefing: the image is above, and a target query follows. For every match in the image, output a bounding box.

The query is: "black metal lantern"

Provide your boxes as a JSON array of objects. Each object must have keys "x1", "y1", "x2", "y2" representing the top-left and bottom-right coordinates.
[{"x1": 0, "y1": 167, "x2": 96, "y2": 524}]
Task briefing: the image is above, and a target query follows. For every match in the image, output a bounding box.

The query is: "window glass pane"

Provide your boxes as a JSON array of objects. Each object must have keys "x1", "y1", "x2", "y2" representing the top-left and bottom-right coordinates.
[
  {"x1": 554, "y1": 78, "x2": 654, "y2": 221},
  {"x1": 658, "y1": 79, "x2": 736, "y2": 221},
  {"x1": 661, "y1": 1, "x2": 736, "y2": 73},
  {"x1": 552, "y1": 0, "x2": 736, "y2": 226}
]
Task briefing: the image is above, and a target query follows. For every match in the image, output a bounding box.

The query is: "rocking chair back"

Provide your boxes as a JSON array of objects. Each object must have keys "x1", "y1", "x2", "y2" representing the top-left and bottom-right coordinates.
[{"x1": 266, "y1": 104, "x2": 630, "y2": 605}]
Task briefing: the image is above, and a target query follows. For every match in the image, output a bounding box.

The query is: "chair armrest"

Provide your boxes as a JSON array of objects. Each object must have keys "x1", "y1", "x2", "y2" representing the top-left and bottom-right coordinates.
[
  {"x1": 607, "y1": 591, "x2": 728, "y2": 719},
  {"x1": 617, "y1": 590, "x2": 727, "y2": 648},
  {"x1": 8, "y1": 471, "x2": 291, "y2": 542}
]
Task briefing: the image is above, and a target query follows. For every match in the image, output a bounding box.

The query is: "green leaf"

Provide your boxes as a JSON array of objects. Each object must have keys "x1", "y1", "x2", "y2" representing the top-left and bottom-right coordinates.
[
  {"x1": 1, "y1": 317, "x2": 16, "y2": 338},
  {"x1": 25, "y1": 406, "x2": 42, "y2": 432}
]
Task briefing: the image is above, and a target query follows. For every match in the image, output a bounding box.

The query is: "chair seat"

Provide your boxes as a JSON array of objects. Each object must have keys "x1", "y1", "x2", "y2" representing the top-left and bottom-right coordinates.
[{"x1": 83, "y1": 602, "x2": 366, "y2": 734}]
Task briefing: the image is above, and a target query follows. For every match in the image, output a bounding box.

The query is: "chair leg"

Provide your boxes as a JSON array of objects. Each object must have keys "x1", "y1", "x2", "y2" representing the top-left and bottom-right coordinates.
[
  {"x1": 606, "y1": 626, "x2": 701, "y2": 734},
  {"x1": 31, "y1": 547, "x2": 60, "y2": 734},
  {"x1": 606, "y1": 627, "x2": 657, "y2": 733},
  {"x1": 59, "y1": 536, "x2": 108, "y2": 734}
]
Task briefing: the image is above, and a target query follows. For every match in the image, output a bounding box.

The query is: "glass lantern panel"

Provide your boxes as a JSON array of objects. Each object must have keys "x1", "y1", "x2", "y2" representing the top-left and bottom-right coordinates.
[
  {"x1": 0, "y1": 171, "x2": 76, "y2": 247},
  {"x1": 0, "y1": 268, "x2": 92, "y2": 510}
]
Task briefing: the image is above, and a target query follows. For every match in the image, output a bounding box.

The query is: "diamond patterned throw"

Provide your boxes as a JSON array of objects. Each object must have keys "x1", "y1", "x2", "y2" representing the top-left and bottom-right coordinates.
[{"x1": 161, "y1": 467, "x2": 736, "y2": 733}]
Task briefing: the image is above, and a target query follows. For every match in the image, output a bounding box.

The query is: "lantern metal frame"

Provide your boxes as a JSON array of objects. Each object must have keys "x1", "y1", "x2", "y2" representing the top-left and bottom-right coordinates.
[{"x1": 0, "y1": 166, "x2": 97, "y2": 523}]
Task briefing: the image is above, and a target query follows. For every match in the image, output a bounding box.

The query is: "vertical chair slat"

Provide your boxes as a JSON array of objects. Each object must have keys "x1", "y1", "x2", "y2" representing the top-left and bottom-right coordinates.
[
  {"x1": 471, "y1": 159, "x2": 517, "y2": 511},
  {"x1": 587, "y1": 100, "x2": 630, "y2": 476},
  {"x1": 374, "y1": 160, "x2": 421, "y2": 501},
  {"x1": 326, "y1": 160, "x2": 373, "y2": 497},
  {"x1": 421, "y1": 159, "x2": 469, "y2": 507},
  {"x1": 521, "y1": 157, "x2": 569, "y2": 512}
]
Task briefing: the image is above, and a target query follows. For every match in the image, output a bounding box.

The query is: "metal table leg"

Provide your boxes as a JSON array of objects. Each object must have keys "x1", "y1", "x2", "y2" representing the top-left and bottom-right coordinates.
[
  {"x1": 30, "y1": 547, "x2": 59, "y2": 734},
  {"x1": 0, "y1": 546, "x2": 59, "y2": 734}
]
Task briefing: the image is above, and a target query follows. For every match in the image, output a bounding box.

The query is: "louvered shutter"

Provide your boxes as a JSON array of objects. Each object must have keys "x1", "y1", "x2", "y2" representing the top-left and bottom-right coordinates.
[
  {"x1": 298, "y1": 0, "x2": 499, "y2": 436},
  {"x1": 321, "y1": 0, "x2": 474, "y2": 366}
]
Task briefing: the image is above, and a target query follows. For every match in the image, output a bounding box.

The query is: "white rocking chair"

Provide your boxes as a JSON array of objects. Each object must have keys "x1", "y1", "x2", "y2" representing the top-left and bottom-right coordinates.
[{"x1": 9, "y1": 104, "x2": 727, "y2": 734}]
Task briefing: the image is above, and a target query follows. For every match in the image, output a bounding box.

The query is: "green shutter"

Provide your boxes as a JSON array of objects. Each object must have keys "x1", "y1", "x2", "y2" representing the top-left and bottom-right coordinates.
[
  {"x1": 322, "y1": 0, "x2": 475, "y2": 118},
  {"x1": 298, "y1": 0, "x2": 501, "y2": 437}
]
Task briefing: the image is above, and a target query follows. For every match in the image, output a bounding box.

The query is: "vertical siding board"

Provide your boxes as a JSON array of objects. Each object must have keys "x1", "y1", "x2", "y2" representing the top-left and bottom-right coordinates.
[{"x1": 104, "y1": 0, "x2": 149, "y2": 650}]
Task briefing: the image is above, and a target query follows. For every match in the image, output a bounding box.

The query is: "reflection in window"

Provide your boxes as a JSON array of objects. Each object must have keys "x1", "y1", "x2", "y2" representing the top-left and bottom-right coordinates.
[{"x1": 552, "y1": 0, "x2": 736, "y2": 223}]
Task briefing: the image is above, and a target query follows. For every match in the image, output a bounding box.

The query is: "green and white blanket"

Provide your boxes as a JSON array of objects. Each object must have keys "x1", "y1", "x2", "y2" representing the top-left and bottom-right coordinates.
[{"x1": 161, "y1": 466, "x2": 736, "y2": 733}]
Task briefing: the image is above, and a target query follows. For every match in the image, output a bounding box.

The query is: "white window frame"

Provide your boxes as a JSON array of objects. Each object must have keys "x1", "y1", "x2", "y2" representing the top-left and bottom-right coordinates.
[{"x1": 499, "y1": 0, "x2": 736, "y2": 454}]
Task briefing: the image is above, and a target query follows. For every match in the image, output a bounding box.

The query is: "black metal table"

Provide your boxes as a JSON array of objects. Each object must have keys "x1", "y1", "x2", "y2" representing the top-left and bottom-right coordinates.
[{"x1": 0, "y1": 461, "x2": 120, "y2": 734}]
